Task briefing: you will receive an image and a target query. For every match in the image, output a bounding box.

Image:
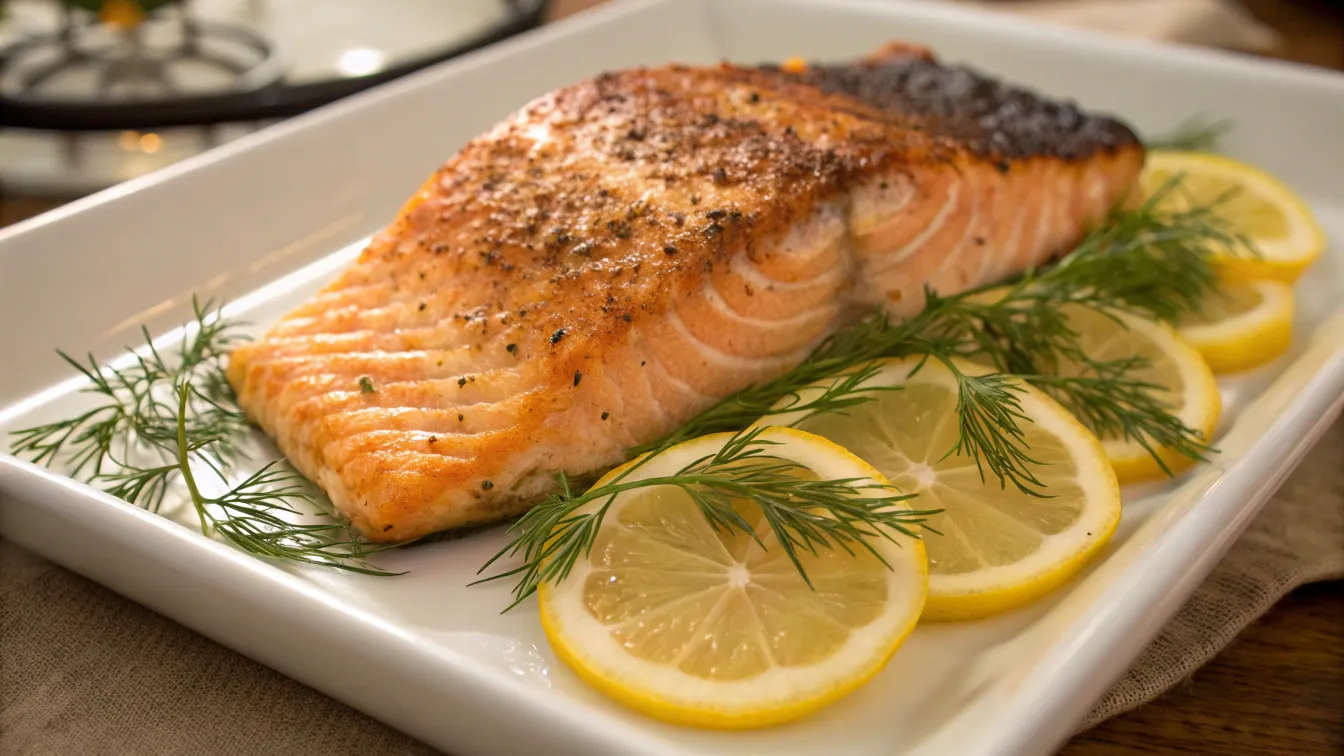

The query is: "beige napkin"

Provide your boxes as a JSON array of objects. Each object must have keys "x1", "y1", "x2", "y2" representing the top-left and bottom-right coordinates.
[{"x1": 1082, "y1": 416, "x2": 1344, "y2": 727}]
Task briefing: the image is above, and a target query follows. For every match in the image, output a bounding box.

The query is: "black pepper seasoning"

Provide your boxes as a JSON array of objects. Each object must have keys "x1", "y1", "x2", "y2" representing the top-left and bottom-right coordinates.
[{"x1": 573, "y1": 370, "x2": 583, "y2": 387}]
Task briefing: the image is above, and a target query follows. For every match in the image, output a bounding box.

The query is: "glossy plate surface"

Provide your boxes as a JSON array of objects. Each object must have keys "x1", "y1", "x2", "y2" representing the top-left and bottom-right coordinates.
[{"x1": 2, "y1": 1, "x2": 1342, "y2": 754}]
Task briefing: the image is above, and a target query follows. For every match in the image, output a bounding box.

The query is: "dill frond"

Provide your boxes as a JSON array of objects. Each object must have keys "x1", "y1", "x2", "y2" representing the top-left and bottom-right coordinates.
[
  {"x1": 1146, "y1": 115, "x2": 1232, "y2": 152},
  {"x1": 475, "y1": 426, "x2": 938, "y2": 610},
  {"x1": 8, "y1": 300, "x2": 392, "y2": 574}
]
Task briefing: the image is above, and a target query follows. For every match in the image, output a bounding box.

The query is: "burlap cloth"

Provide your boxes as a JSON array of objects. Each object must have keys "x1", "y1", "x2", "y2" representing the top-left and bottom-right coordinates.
[{"x1": 2, "y1": 2, "x2": 1334, "y2": 754}]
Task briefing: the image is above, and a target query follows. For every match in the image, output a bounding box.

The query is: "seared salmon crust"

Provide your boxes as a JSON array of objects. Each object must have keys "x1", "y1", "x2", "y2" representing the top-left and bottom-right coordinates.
[{"x1": 228, "y1": 43, "x2": 1142, "y2": 541}]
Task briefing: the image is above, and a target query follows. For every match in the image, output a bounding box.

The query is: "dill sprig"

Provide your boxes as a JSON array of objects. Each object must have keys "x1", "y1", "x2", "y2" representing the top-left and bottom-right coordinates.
[
  {"x1": 633, "y1": 346, "x2": 900, "y2": 455},
  {"x1": 166, "y1": 383, "x2": 398, "y2": 575},
  {"x1": 1026, "y1": 363, "x2": 1208, "y2": 467},
  {"x1": 8, "y1": 300, "x2": 393, "y2": 574},
  {"x1": 476, "y1": 426, "x2": 940, "y2": 610},
  {"x1": 8, "y1": 297, "x2": 248, "y2": 503},
  {"x1": 635, "y1": 179, "x2": 1239, "y2": 491},
  {"x1": 1022, "y1": 181, "x2": 1241, "y2": 322},
  {"x1": 942, "y1": 366, "x2": 1047, "y2": 491},
  {"x1": 477, "y1": 179, "x2": 1238, "y2": 605},
  {"x1": 1146, "y1": 115, "x2": 1232, "y2": 152},
  {"x1": 938, "y1": 179, "x2": 1245, "y2": 473}
]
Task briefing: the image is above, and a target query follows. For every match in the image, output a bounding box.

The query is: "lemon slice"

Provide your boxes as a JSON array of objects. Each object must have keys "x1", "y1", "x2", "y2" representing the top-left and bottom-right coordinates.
[
  {"x1": 760, "y1": 357, "x2": 1121, "y2": 622},
  {"x1": 1177, "y1": 279, "x2": 1294, "y2": 374},
  {"x1": 537, "y1": 428, "x2": 928, "y2": 729},
  {"x1": 1142, "y1": 151, "x2": 1324, "y2": 282},
  {"x1": 1058, "y1": 305, "x2": 1221, "y2": 482}
]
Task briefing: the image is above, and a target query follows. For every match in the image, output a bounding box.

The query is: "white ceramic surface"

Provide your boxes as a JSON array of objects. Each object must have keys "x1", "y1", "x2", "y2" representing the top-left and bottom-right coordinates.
[{"x1": 2, "y1": 1, "x2": 1343, "y2": 754}]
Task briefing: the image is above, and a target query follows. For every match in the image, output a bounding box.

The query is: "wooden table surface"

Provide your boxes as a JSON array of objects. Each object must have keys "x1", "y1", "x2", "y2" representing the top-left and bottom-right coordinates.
[{"x1": 2, "y1": 1, "x2": 1339, "y2": 754}]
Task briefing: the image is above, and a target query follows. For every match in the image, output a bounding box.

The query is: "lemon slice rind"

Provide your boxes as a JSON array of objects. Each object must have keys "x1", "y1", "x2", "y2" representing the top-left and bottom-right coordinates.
[
  {"x1": 538, "y1": 428, "x2": 928, "y2": 729},
  {"x1": 1143, "y1": 151, "x2": 1324, "y2": 283},
  {"x1": 1178, "y1": 279, "x2": 1294, "y2": 374},
  {"x1": 1080, "y1": 310, "x2": 1222, "y2": 482},
  {"x1": 757, "y1": 357, "x2": 1121, "y2": 622}
]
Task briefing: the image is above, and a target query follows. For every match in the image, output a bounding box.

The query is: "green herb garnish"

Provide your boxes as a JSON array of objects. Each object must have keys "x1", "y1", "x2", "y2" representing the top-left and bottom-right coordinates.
[
  {"x1": 475, "y1": 426, "x2": 941, "y2": 610},
  {"x1": 8, "y1": 298, "x2": 393, "y2": 574},
  {"x1": 479, "y1": 180, "x2": 1241, "y2": 604},
  {"x1": 638, "y1": 179, "x2": 1237, "y2": 488},
  {"x1": 1147, "y1": 115, "x2": 1232, "y2": 152},
  {"x1": 9, "y1": 297, "x2": 247, "y2": 502}
]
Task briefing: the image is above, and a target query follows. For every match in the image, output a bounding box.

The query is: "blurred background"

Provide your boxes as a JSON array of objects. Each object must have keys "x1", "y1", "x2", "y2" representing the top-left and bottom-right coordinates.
[{"x1": 0, "y1": 0, "x2": 1339, "y2": 225}]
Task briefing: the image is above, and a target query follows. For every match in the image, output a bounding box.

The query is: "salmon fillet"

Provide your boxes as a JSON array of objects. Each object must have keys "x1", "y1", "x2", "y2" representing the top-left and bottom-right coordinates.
[{"x1": 227, "y1": 43, "x2": 1143, "y2": 542}]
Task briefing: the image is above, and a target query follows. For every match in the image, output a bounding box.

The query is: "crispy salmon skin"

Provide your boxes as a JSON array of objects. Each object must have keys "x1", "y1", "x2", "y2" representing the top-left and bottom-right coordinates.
[{"x1": 227, "y1": 43, "x2": 1142, "y2": 542}]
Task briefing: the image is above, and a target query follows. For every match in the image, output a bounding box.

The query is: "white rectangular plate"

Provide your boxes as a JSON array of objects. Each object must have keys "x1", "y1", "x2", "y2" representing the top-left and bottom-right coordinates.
[{"x1": 3, "y1": 1, "x2": 1343, "y2": 754}]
